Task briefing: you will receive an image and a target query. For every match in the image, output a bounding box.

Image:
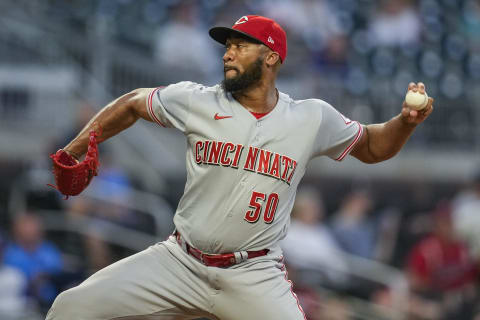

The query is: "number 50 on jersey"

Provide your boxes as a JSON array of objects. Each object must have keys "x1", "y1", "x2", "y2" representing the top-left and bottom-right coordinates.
[{"x1": 245, "y1": 191, "x2": 279, "y2": 224}]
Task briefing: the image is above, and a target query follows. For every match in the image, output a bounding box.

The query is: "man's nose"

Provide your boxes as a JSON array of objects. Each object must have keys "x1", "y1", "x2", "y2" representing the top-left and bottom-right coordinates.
[{"x1": 223, "y1": 48, "x2": 234, "y2": 63}]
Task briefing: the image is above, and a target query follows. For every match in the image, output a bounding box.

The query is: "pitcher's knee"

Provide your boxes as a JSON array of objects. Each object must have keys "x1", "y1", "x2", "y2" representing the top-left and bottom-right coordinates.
[{"x1": 46, "y1": 287, "x2": 86, "y2": 319}]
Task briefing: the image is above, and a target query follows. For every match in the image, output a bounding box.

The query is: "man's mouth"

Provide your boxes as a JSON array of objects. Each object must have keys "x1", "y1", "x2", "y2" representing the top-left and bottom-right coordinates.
[{"x1": 224, "y1": 66, "x2": 239, "y2": 73}]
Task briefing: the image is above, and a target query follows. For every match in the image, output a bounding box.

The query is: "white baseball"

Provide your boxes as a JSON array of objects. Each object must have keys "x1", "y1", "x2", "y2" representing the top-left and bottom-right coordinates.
[{"x1": 405, "y1": 90, "x2": 429, "y2": 111}]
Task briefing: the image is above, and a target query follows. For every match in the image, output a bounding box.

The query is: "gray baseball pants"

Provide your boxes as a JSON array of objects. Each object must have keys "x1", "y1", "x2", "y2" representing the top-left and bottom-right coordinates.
[{"x1": 46, "y1": 235, "x2": 306, "y2": 320}]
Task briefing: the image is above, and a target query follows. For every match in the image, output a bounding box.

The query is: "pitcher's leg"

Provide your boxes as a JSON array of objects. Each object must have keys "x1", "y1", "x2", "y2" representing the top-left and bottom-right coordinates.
[
  {"x1": 46, "y1": 238, "x2": 213, "y2": 320},
  {"x1": 212, "y1": 258, "x2": 306, "y2": 320}
]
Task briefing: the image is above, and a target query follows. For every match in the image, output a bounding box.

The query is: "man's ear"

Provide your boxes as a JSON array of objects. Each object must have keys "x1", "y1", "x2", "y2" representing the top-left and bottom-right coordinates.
[{"x1": 265, "y1": 51, "x2": 280, "y2": 68}]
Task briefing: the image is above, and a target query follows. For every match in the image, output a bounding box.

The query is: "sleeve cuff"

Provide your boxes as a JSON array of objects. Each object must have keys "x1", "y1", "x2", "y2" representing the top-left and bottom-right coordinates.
[
  {"x1": 146, "y1": 87, "x2": 166, "y2": 127},
  {"x1": 334, "y1": 121, "x2": 364, "y2": 161}
]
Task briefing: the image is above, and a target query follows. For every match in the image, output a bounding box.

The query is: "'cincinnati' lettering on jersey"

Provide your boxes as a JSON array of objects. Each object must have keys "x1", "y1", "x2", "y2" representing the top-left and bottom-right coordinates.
[{"x1": 195, "y1": 140, "x2": 297, "y2": 185}]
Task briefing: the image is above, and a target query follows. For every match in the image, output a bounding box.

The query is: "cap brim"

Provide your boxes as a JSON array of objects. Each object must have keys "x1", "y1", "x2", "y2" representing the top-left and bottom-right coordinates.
[{"x1": 209, "y1": 27, "x2": 263, "y2": 46}]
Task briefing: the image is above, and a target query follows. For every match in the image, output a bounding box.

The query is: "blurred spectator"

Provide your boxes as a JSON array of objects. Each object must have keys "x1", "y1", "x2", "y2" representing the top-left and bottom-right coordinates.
[
  {"x1": 318, "y1": 295, "x2": 352, "y2": 320},
  {"x1": 64, "y1": 196, "x2": 113, "y2": 273},
  {"x1": 330, "y1": 190, "x2": 377, "y2": 259},
  {"x1": 87, "y1": 154, "x2": 134, "y2": 224},
  {"x1": 391, "y1": 181, "x2": 436, "y2": 268},
  {"x1": 260, "y1": 0, "x2": 345, "y2": 57},
  {"x1": 3, "y1": 213, "x2": 63, "y2": 309},
  {"x1": 284, "y1": 267, "x2": 325, "y2": 320},
  {"x1": 0, "y1": 232, "x2": 29, "y2": 318},
  {"x1": 313, "y1": 34, "x2": 350, "y2": 78},
  {"x1": 210, "y1": 0, "x2": 253, "y2": 27},
  {"x1": 368, "y1": 0, "x2": 421, "y2": 47},
  {"x1": 372, "y1": 206, "x2": 402, "y2": 265},
  {"x1": 261, "y1": 0, "x2": 344, "y2": 51},
  {"x1": 406, "y1": 202, "x2": 478, "y2": 320},
  {"x1": 63, "y1": 155, "x2": 146, "y2": 273},
  {"x1": 461, "y1": 0, "x2": 480, "y2": 50},
  {"x1": 452, "y1": 172, "x2": 480, "y2": 259},
  {"x1": 153, "y1": 1, "x2": 219, "y2": 83},
  {"x1": 281, "y1": 186, "x2": 348, "y2": 288},
  {"x1": 86, "y1": 153, "x2": 157, "y2": 234}
]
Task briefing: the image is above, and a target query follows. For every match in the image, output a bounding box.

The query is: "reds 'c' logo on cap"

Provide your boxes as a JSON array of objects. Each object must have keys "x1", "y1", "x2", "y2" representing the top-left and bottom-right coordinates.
[
  {"x1": 235, "y1": 16, "x2": 249, "y2": 25},
  {"x1": 209, "y1": 15, "x2": 287, "y2": 62}
]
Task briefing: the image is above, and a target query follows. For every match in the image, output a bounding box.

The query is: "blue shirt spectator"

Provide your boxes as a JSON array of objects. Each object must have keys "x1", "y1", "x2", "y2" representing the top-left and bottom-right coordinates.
[
  {"x1": 4, "y1": 242, "x2": 63, "y2": 282},
  {"x1": 3, "y1": 213, "x2": 63, "y2": 306},
  {"x1": 330, "y1": 190, "x2": 377, "y2": 259}
]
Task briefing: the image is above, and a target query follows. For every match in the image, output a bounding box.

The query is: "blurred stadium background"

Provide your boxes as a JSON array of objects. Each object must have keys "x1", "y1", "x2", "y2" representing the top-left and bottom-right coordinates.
[{"x1": 0, "y1": 0, "x2": 479, "y2": 319}]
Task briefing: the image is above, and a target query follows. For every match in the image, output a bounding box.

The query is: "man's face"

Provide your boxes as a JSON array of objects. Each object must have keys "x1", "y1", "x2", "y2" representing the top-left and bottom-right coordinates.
[{"x1": 222, "y1": 37, "x2": 265, "y2": 93}]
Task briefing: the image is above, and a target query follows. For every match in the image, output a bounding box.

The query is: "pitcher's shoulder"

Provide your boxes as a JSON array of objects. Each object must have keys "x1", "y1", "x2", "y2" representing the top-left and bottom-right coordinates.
[
  {"x1": 186, "y1": 82, "x2": 224, "y2": 98},
  {"x1": 168, "y1": 81, "x2": 214, "y2": 92},
  {"x1": 286, "y1": 95, "x2": 332, "y2": 114}
]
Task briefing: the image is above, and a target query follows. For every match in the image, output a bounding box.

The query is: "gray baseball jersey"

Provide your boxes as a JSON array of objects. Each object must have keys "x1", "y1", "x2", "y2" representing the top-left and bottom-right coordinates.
[
  {"x1": 46, "y1": 82, "x2": 363, "y2": 320},
  {"x1": 146, "y1": 81, "x2": 362, "y2": 253}
]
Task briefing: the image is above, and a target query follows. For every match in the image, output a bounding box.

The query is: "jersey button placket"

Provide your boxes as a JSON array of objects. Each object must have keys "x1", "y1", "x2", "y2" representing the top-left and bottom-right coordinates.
[{"x1": 254, "y1": 121, "x2": 262, "y2": 143}]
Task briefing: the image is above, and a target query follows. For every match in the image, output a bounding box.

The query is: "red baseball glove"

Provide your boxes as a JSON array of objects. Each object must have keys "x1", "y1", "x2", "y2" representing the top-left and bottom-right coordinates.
[{"x1": 48, "y1": 130, "x2": 100, "y2": 198}]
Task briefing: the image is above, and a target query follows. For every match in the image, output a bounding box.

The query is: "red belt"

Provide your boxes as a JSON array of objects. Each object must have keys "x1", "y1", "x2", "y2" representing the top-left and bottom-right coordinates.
[{"x1": 175, "y1": 232, "x2": 269, "y2": 268}]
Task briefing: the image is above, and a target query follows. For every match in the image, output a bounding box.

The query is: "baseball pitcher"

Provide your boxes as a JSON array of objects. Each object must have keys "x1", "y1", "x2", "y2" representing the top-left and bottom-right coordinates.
[{"x1": 47, "y1": 15, "x2": 433, "y2": 320}]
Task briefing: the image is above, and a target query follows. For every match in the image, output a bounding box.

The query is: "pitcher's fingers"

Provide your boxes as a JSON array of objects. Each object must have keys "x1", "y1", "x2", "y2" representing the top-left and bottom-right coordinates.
[
  {"x1": 424, "y1": 96, "x2": 434, "y2": 109},
  {"x1": 401, "y1": 104, "x2": 411, "y2": 117},
  {"x1": 418, "y1": 82, "x2": 425, "y2": 94},
  {"x1": 425, "y1": 105, "x2": 433, "y2": 116},
  {"x1": 408, "y1": 82, "x2": 416, "y2": 92},
  {"x1": 427, "y1": 96, "x2": 434, "y2": 106},
  {"x1": 420, "y1": 98, "x2": 434, "y2": 115},
  {"x1": 422, "y1": 102, "x2": 434, "y2": 116}
]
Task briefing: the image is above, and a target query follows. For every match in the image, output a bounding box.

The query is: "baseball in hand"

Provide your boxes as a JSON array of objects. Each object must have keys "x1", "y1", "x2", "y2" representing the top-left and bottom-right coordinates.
[{"x1": 404, "y1": 90, "x2": 429, "y2": 111}]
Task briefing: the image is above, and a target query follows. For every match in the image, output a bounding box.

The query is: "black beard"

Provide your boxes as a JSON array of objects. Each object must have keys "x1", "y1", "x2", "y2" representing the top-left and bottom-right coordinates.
[{"x1": 222, "y1": 58, "x2": 263, "y2": 94}]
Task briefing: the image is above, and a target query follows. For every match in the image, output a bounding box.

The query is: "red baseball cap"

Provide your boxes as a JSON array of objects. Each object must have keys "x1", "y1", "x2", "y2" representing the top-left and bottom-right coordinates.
[{"x1": 209, "y1": 15, "x2": 287, "y2": 62}]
